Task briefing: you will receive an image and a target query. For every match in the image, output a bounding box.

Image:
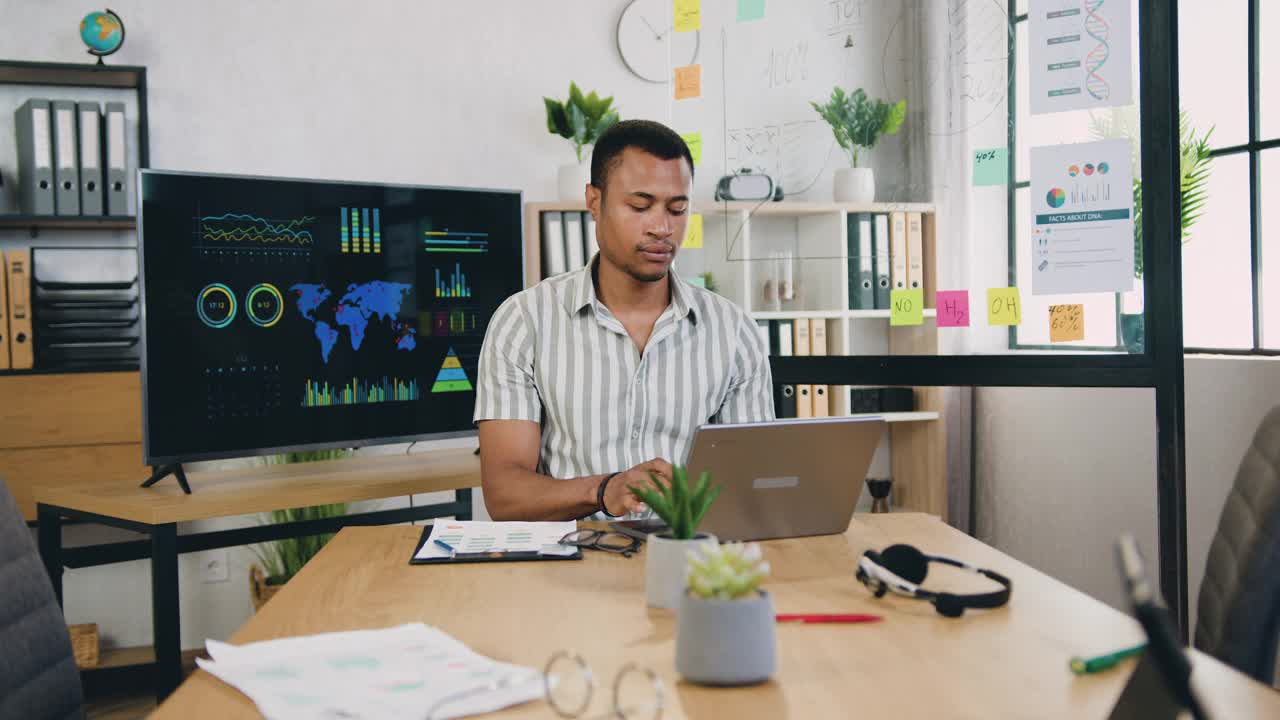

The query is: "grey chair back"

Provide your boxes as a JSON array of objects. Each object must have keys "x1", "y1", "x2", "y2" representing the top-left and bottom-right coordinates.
[
  {"x1": 0, "y1": 480, "x2": 85, "y2": 719},
  {"x1": 1195, "y1": 406, "x2": 1280, "y2": 684}
]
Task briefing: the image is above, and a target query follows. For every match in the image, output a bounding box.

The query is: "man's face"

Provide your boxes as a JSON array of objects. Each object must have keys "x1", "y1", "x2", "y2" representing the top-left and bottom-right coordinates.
[{"x1": 587, "y1": 147, "x2": 693, "y2": 283}]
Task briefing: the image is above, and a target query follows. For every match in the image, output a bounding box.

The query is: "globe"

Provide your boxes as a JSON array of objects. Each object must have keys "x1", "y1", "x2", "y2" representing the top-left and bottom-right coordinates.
[{"x1": 80, "y1": 10, "x2": 125, "y2": 58}]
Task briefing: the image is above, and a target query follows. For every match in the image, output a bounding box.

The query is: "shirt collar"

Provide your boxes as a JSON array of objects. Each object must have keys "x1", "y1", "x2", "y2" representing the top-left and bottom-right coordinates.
[{"x1": 564, "y1": 254, "x2": 697, "y2": 323}]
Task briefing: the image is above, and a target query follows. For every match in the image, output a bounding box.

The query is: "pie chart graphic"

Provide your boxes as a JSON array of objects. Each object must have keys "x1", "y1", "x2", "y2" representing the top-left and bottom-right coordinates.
[
  {"x1": 1046, "y1": 188, "x2": 1066, "y2": 208},
  {"x1": 1083, "y1": 163, "x2": 1096, "y2": 176},
  {"x1": 1068, "y1": 164, "x2": 1080, "y2": 177},
  {"x1": 1098, "y1": 161, "x2": 1110, "y2": 174}
]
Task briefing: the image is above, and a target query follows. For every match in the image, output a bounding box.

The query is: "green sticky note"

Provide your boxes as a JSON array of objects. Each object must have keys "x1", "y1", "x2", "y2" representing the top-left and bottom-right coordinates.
[
  {"x1": 737, "y1": 0, "x2": 766, "y2": 21},
  {"x1": 987, "y1": 287, "x2": 1022, "y2": 326},
  {"x1": 973, "y1": 148, "x2": 1008, "y2": 186},
  {"x1": 681, "y1": 132, "x2": 703, "y2": 166},
  {"x1": 890, "y1": 289, "x2": 924, "y2": 326}
]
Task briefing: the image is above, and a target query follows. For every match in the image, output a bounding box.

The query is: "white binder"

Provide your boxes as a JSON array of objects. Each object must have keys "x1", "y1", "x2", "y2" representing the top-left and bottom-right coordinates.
[
  {"x1": 77, "y1": 102, "x2": 104, "y2": 216},
  {"x1": 51, "y1": 100, "x2": 80, "y2": 216}
]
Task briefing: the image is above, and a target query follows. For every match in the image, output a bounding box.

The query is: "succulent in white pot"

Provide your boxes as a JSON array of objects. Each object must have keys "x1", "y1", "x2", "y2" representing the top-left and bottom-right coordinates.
[
  {"x1": 543, "y1": 82, "x2": 620, "y2": 201},
  {"x1": 676, "y1": 542, "x2": 775, "y2": 686},
  {"x1": 631, "y1": 466, "x2": 720, "y2": 610},
  {"x1": 811, "y1": 87, "x2": 906, "y2": 203}
]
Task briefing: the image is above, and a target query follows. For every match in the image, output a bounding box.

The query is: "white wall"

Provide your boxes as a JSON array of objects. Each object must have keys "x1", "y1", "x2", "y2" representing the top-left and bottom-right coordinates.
[{"x1": 975, "y1": 356, "x2": 1280, "y2": 632}]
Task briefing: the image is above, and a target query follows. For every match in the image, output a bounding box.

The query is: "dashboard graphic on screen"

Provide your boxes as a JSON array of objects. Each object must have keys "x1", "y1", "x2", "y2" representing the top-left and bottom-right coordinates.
[{"x1": 139, "y1": 170, "x2": 523, "y2": 464}]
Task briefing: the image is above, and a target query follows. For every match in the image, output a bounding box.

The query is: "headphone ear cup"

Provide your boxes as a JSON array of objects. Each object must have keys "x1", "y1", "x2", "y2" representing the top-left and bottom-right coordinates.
[
  {"x1": 933, "y1": 593, "x2": 966, "y2": 618},
  {"x1": 879, "y1": 544, "x2": 929, "y2": 584}
]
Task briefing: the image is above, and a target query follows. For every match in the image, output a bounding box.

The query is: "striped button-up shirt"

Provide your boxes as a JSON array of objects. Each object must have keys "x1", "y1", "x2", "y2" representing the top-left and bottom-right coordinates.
[{"x1": 474, "y1": 259, "x2": 774, "y2": 482}]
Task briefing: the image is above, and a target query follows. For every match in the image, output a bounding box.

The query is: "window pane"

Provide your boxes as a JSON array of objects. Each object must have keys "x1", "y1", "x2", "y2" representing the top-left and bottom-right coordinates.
[
  {"x1": 1263, "y1": 151, "x2": 1279, "y2": 349},
  {"x1": 1182, "y1": 153, "x2": 1253, "y2": 349},
  {"x1": 1178, "y1": 0, "x2": 1249, "y2": 148},
  {"x1": 1263, "y1": 0, "x2": 1280, "y2": 141}
]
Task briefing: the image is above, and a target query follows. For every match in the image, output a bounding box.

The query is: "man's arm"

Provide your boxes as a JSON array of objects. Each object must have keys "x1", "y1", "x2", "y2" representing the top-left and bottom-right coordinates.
[
  {"x1": 714, "y1": 313, "x2": 777, "y2": 423},
  {"x1": 479, "y1": 420, "x2": 670, "y2": 521}
]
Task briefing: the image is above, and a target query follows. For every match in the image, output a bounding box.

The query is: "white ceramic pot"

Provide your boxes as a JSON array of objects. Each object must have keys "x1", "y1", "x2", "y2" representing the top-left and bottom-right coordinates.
[
  {"x1": 834, "y1": 167, "x2": 875, "y2": 203},
  {"x1": 557, "y1": 161, "x2": 590, "y2": 202},
  {"x1": 644, "y1": 532, "x2": 717, "y2": 609},
  {"x1": 676, "y1": 590, "x2": 776, "y2": 685}
]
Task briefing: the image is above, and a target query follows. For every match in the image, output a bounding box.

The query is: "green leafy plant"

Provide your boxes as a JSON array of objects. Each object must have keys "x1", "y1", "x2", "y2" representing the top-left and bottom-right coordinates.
[
  {"x1": 687, "y1": 542, "x2": 770, "y2": 600},
  {"x1": 1089, "y1": 108, "x2": 1213, "y2": 278},
  {"x1": 629, "y1": 466, "x2": 719, "y2": 540},
  {"x1": 544, "y1": 82, "x2": 620, "y2": 164},
  {"x1": 810, "y1": 87, "x2": 906, "y2": 168},
  {"x1": 251, "y1": 448, "x2": 352, "y2": 585}
]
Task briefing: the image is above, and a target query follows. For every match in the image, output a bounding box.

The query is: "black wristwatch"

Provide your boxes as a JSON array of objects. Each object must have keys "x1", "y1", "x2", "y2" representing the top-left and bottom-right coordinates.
[{"x1": 597, "y1": 472, "x2": 623, "y2": 518}]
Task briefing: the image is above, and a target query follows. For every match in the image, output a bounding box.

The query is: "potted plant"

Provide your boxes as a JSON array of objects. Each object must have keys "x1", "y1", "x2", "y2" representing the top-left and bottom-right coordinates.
[
  {"x1": 544, "y1": 82, "x2": 620, "y2": 201},
  {"x1": 1093, "y1": 109, "x2": 1213, "y2": 351},
  {"x1": 630, "y1": 466, "x2": 720, "y2": 609},
  {"x1": 677, "y1": 542, "x2": 775, "y2": 685},
  {"x1": 249, "y1": 449, "x2": 351, "y2": 610},
  {"x1": 811, "y1": 87, "x2": 906, "y2": 203}
]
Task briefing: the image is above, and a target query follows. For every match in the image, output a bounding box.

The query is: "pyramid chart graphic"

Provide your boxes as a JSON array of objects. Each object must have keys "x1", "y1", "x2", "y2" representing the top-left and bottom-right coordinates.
[{"x1": 431, "y1": 347, "x2": 473, "y2": 393}]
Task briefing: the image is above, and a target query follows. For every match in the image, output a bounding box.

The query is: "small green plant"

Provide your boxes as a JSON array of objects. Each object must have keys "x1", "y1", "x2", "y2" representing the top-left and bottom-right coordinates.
[
  {"x1": 810, "y1": 87, "x2": 906, "y2": 168},
  {"x1": 699, "y1": 271, "x2": 718, "y2": 293},
  {"x1": 252, "y1": 448, "x2": 352, "y2": 585},
  {"x1": 687, "y1": 542, "x2": 770, "y2": 600},
  {"x1": 544, "y1": 82, "x2": 621, "y2": 164},
  {"x1": 629, "y1": 466, "x2": 719, "y2": 540}
]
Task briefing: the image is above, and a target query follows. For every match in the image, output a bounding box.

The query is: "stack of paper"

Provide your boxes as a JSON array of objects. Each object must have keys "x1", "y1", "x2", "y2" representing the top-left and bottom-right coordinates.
[
  {"x1": 196, "y1": 623, "x2": 546, "y2": 719},
  {"x1": 414, "y1": 520, "x2": 579, "y2": 560}
]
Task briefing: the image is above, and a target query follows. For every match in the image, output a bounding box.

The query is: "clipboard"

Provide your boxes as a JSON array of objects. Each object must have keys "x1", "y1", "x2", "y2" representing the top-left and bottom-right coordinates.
[{"x1": 409, "y1": 525, "x2": 583, "y2": 565}]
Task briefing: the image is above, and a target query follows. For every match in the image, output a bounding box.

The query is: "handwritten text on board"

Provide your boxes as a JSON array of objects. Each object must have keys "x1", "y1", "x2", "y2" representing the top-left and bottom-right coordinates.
[
  {"x1": 936, "y1": 290, "x2": 970, "y2": 327},
  {"x1": 890, "y1": 289, "x2": 925, "y2": 326},
  {"x1": 1049, "y1": 304, "x2": 1084, "y2": 342},
  {"x1": 987, "y1": 287, "x2": 1022, "y2": 325}
]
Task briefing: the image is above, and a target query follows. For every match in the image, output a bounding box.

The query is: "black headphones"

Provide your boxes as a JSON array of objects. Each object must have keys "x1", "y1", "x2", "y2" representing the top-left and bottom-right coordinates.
[{"x1": 856, "y1": 544, "x2": 1012, "y2": 618}]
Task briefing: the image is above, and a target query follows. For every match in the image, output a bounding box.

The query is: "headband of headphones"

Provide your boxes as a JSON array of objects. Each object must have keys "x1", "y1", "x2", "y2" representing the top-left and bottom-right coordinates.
[{"x1": 855, "y1": 544, "x2": 1012, "y2": 618}]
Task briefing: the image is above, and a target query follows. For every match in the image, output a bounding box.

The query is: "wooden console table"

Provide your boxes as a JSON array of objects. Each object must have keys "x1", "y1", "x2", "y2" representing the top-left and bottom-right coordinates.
[{"x1": 34, "y1": 448, "x2": 481, "y2": 702}]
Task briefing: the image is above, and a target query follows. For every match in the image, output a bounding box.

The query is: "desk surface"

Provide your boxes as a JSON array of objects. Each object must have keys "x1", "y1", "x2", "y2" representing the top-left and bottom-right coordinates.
[
  {"x1": 151, "y1": 513, "x2": 1280, "y2": 719},
  {"x1": 35, "y1": 449, "x2": 479, "y2": 525}
]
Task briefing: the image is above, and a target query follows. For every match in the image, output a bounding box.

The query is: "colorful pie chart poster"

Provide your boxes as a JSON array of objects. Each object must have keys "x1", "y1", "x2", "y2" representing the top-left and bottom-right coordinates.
[{"x1": 1030, "y1": 139, "x2": 1134, "y2": 296}]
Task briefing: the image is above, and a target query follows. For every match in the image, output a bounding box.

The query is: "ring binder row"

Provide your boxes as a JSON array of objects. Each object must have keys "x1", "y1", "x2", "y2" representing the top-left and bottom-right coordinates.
[
  {"x1": 0, "y1": 247, "x2": 140, "y2": 371},
  {"x1": 12, "y1": 98, "x2": 129, "y2": 217}
]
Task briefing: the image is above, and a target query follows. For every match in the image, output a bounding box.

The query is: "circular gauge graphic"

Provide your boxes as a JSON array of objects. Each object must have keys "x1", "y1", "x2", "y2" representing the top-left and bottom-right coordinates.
[
  {"x1": 1068, "y1": 164, "x2": 1080, "y2": 177},
  {"x1": 1046, "y1": 188, "x2": 1066, "y2": 208},
  {"x1": 197, "y1": 283, "x2": 236, "y2": 328},
  {"x1": 1098, "y1": 161, "x2": 1110, "y2": 174},
  {"x1": 1083, "y1": 163, "x2": 1095, "y2": 176},
  {"x1": 246, "y1": 283, "x2": 284, "y2": 328}
]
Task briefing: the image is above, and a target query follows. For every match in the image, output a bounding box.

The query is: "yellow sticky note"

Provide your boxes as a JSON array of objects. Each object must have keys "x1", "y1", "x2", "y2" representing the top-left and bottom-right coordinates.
[
  {"x1": 682, "y1": 213, "x2": 703, "y2": 248},
  {"x1": 681, "y1": 132, "x2": 703, "y2": 166},
  {"x1": 987, "y1": 287, "x2": 1022, "y2": 326},
  {"x1": 674, "y1": 64, "x2": 701, "y2": 100},
  {"x1": 1049, "y1": 304, "x2": 1084, "y2": 342},
  {"x1": 890, "y1": 289, "x2": 924, "y2": 326},
  {"x1": 675, "y1": 0, "x2": 701, "y2": 32}
]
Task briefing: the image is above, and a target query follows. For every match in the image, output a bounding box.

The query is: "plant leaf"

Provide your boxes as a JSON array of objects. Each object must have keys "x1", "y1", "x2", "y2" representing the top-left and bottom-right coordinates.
[{"x1": 544, "y1": 97, "x2": 571, "y2": 138}]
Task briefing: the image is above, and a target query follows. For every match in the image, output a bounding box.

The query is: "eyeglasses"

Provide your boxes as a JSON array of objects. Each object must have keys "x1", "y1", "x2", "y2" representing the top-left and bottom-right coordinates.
[
  {"x1": 544, "y1": 650, "x2": 664, "y2": 720},
  {"x1": 560, "y1": 529, "x2": 641, "y2": 558}
]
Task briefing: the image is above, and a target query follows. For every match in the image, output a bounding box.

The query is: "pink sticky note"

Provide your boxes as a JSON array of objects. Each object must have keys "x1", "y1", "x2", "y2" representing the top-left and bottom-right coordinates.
[{"x1": 936, "y1": 290, "x2": 970, "y2": 327}]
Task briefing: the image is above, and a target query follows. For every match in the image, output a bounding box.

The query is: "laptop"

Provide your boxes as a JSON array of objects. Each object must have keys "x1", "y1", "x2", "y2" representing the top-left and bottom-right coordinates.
[{"x1": 612, "y1": 416, "x2": 886, "y2": 542}]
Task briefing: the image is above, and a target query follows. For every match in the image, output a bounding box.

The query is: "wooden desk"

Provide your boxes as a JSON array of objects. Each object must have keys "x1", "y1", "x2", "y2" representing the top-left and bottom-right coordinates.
[
  {"x1": 151, "y1": 513, "x2": 1280, "y2": 719},
  {"x1": 34, "y1": 449, "x2": 480, "y2": 702}
]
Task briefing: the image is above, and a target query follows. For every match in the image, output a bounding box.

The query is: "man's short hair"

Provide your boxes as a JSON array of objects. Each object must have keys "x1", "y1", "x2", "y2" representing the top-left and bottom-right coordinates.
[{"x1": 590, "y1": 119, "x2": 694, "y2": 194}]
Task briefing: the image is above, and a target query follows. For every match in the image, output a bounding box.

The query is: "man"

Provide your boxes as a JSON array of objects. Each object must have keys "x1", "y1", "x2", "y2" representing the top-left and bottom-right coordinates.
[{"x1": 474, "y1": 119, "x2": 774, "y2": 521}]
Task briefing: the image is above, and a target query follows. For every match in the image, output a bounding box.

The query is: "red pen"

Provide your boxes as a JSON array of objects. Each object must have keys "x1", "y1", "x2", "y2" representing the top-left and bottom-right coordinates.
[{"x1": 776, "y1": 613, "x2": 882, "y2": 624}]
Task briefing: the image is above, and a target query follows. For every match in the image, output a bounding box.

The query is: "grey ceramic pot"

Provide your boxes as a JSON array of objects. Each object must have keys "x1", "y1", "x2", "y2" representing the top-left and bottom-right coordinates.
[{"x1": 675, "y1": 589, "x2": 776, "y2": 686}]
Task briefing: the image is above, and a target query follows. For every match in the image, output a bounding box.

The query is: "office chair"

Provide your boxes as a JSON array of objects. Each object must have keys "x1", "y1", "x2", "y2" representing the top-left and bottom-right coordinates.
[
  {"x1": 0, "y1": 480, "x2": 85, "y2": 720},
  {"x1": 1195, "y1": 405, "x2": 1280, "y2": 685}
]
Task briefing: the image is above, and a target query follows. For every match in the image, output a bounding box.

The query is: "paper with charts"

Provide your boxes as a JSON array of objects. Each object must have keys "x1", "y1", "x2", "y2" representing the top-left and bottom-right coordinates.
[
  {"x1": 415, "y1": 520, "x2": 579, "y2": 560},
  {"x1": 195, "y1": 623, "x2": 546, "y2": 720},
  {"x1": 1030, "y1": 139, "x2": 1134, "y2": 295},
  {"x1": 1029, "y1": 0, "x2": 1132, "y2": 114}
]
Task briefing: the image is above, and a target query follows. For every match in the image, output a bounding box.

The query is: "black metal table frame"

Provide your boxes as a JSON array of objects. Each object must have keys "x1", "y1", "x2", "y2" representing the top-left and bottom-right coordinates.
[{"x1": 36, "y1": 489, "x2": 472, "y2": 702}]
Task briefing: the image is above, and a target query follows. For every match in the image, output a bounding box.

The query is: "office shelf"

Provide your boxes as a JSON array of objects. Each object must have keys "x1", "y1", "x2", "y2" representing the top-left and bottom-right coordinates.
[{"x1": 0, "y1": 215, "x2": 137, "y2": 232}]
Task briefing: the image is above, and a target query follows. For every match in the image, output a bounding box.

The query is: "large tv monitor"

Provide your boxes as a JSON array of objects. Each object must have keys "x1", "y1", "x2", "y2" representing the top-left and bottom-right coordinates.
[{"x1": 138, "y1": 170, "x2": 523, "y2": 464}]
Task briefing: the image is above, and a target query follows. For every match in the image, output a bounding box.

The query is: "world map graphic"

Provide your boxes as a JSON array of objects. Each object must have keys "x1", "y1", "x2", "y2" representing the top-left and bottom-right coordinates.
[{"x1": 290, "y1": 281, "x2": 417, "y2": 363}]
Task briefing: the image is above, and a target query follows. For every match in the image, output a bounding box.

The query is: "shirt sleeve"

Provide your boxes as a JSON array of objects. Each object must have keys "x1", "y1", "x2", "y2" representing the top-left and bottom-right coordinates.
[
  {"x1": 714, "y1": 313, "x2": 776, "y2": 424},
  {"x1": 473, "y1": 295, "x2": 542, "y2": 424}
]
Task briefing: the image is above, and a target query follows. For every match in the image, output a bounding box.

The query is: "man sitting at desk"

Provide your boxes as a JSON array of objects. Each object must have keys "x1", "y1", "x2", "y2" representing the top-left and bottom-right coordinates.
[{"x1": 474, "y1": 120, "x2": 774, "y2": 521}]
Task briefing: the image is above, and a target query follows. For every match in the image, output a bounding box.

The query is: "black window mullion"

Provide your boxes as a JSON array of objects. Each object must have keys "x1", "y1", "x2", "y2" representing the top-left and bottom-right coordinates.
[{"x1": 1248, "y1": 0, "x2": 1262, "y2": 349}]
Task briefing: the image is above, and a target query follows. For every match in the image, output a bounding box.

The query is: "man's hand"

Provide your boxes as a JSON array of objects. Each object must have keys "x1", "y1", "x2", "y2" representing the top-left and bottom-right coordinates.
[{"x1": 602, "y1": 458, "x2": 673, "y2": 516}]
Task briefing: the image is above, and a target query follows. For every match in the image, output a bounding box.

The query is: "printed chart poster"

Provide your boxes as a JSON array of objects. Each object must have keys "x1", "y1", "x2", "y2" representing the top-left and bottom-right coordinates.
[
  {"x1": 1029, "y1": 0, "x2": 1132, "y2": 114},
  {"x1": 1030, "y1": 139, "x2": 1134, "y2": 295}
]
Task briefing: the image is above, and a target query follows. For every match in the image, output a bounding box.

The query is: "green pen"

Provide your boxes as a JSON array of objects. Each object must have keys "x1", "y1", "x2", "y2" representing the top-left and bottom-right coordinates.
[{"x1": 1069, "y1": 643, "x2": 1147, "y2": 675}]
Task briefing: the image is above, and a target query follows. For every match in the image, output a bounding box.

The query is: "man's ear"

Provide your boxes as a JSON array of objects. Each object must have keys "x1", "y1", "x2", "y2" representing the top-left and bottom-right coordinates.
[{"x1": 585, "y1": 182, "x2": 602, "y2": 221}]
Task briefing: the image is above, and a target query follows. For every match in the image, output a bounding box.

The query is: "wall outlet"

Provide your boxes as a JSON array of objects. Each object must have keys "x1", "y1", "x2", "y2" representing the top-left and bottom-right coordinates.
[{"x1": 202, "y1": 550, "x2": 230, "y2": 583}]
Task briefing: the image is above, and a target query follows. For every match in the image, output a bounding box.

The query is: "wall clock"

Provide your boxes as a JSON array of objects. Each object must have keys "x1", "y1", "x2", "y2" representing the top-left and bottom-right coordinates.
[{"x1": 616, "y1": 0, "x2": 700, "y2": 84}]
